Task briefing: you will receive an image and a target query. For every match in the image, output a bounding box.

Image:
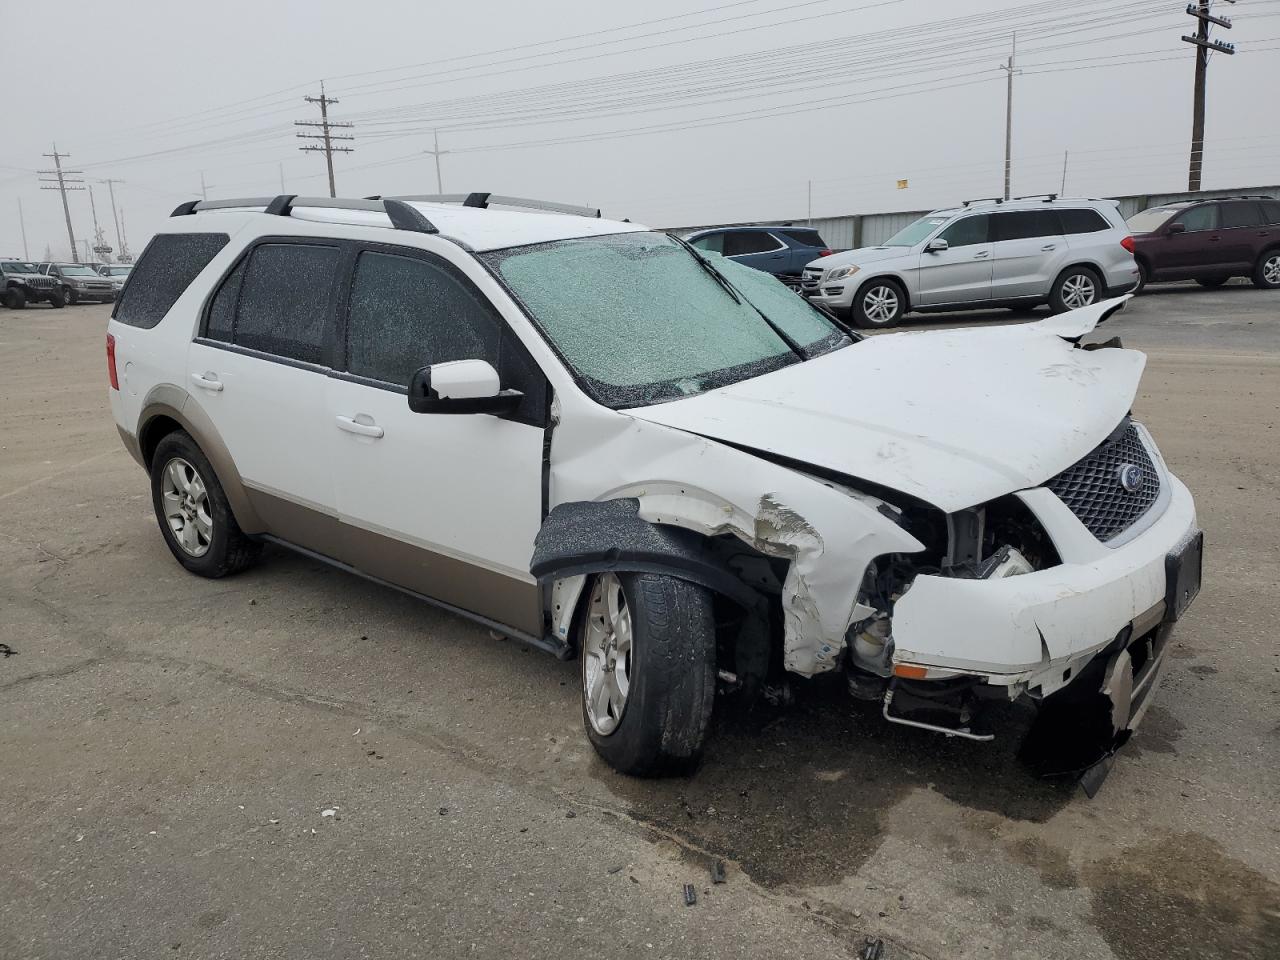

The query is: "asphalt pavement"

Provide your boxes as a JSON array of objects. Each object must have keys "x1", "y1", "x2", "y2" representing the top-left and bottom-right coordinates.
[{"x1": 1, "y1": 284, "x2": 1278, "y2": 959}]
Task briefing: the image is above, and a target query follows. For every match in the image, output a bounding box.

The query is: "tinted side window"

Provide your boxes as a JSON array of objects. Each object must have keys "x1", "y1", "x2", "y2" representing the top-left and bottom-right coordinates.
[
  {"x1": 993, "y1": 211, "x2": 1062, "y2": 242},
  {"x1": 689, "y1": 233, "x2": 724, "y2": 254},
  {"x1": 1058, "y1": 208, "x2": 1110, "y2": 234},
  {"x1": 1176, "y1": 205, "x2": 1218, "y2": 232},
  {"x1": 779, "y1": 229, "x2": 826, "y2": 248},
  {"x1": 233, "y1": 243, "x2": 340, "y2": 364},
  {"x1": 1219, "y1": 201, "x2": 1264, "y2": 229},
  {"x1": 724, "y1": 231, "x2": 782, "y2": 256},
  {"x1": 937, "y1": 215, "x2": 989, "y2": 247},
  {"x1": 1263, "y1": 200, "x2": 1280, "y2": 225},
  {"x1": 345, "y1": 250, "x2": 546, "y2": 425},
  {"x1": 113, "y1": 233, "x2": 229, "y2": 329}
]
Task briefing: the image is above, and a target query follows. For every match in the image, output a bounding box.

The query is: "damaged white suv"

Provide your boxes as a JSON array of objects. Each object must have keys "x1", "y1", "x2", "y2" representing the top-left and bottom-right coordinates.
[{"x1": 108, "y1": 193, "x2": 1201, "y2": 787}]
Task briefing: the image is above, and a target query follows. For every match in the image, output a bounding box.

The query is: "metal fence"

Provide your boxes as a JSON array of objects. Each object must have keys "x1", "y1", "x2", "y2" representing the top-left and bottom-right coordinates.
[{"x1": 666, "y1": 185, "x2": 1280, "y2": 249}]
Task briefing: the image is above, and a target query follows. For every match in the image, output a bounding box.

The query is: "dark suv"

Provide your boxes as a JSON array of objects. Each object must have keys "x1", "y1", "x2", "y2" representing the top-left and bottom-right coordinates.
[
  {"x1": 1127, "y1": 196, "x2": 1280, "y2": 292},
  {"x1": 684, "y1": 225, "x2": 832, "y2": 289}
]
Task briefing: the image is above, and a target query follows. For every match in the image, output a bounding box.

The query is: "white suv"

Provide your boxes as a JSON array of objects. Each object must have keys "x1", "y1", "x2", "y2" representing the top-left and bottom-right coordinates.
[
  {"x1": 108, "y1": 193, "x2": 1200, "y2": 787},
  {"x1": 802, "y1": 196, "x2": 1140, "y2": 328}
]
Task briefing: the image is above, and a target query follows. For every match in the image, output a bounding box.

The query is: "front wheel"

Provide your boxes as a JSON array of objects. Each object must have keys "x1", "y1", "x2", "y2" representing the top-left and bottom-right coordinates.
[
  {"x1": 851, "y1": 278, "x2": 906, "y2": 329},
  {"x1": 64, "y1": 287, "x2": 78, "y2": 305},
  {"x1": 1049, "y1": 266, "x2": 1102, "y2": 314},
  {"x1": 580, "y1": 572, "x2": 716, "y2": 777},
  {"x1": 1253, "y1": 250, "x2": 1280, "y2": 289}
]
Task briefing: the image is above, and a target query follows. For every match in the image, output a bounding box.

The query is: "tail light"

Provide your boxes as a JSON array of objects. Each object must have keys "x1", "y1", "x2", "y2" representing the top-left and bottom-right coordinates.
[
  {"x1": 106, "y1": 333, "x2": 119, "y2": 390},
  {"x1": 1120, "y1": 236, "x2": 1136, "y2": 254},
  {"x1": 818, "y1": 249, "x2": 834, "y2": 257}
]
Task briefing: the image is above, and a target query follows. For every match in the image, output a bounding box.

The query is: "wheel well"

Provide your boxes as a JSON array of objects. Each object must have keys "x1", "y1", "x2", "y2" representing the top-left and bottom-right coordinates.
[
  {"x1": 1258, "y1": 243, "x2": 1280, "y2": 263},
  {"x1": 139, "y1": 415, "x2": 184, "y2": 471},
  {"x1": 855, "y1": 274, "x2": 911, "y2": 311}
]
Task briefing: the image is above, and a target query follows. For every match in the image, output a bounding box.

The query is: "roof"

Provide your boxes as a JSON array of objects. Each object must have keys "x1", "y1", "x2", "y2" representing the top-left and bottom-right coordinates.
[
  {"x1": 172, "y1": 194, "x2": 649, "y2": 253},
  {"x1": 684, "y1": 224, "x2": 816, "y2": 235}
]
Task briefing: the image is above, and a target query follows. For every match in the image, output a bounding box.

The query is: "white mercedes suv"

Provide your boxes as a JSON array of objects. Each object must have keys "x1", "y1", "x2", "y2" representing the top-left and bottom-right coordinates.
[{"x1": 107, "y1": 193, "x2": 1200, "y2": 790}]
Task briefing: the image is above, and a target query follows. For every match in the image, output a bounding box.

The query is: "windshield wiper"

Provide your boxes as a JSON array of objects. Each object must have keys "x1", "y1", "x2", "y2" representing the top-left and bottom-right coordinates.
[{"x1": 671, "y1": 236, "x2": 807, "y2": 359}]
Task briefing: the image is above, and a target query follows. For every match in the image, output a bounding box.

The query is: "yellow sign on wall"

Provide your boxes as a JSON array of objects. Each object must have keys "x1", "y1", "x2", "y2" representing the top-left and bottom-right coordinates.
[{"x1": 897, "y1": 179, "x2": 909, "y2": 190}]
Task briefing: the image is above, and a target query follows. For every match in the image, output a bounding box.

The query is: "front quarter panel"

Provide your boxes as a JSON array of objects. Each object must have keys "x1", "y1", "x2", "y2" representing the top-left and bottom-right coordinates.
[{"x1": 548, "y1": 401, "x2": 924, "y2": 675}]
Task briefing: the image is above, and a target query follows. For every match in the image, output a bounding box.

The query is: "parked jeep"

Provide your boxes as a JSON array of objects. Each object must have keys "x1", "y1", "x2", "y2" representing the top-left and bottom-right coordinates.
[{"x1": 1, "y1": 260, "x2": 65, "y2": 309}]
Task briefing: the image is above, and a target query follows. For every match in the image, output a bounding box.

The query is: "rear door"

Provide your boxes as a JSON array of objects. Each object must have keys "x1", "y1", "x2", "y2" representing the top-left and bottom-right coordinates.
[
  {"x1": 1217, "y1": 201, "x2": 1266, "y2": 269},
  {"x1": 324, "y1": 242, "x2": 548, "y2": 636},
  {"x1": 188, "y1": 239, "x2": 344, "y2": 553},
  {"x1": 916, "y1": 213, "x2": 993, "y2": 305},
  {"x1": 723, "y1": 230, "x2": 789, "y2": 276},
  {"x1": 990, "y1": 210, "x2": 1065, "y2": 299}
]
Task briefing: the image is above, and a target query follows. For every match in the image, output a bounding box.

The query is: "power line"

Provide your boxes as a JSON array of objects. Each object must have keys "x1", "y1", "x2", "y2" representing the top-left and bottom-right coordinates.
[
  {"x1": 296, "y1": 82, "x2": 354, "y2": 198},
  {"x1": 38, "y1": 144, "x2": 84, "y2": 264}
]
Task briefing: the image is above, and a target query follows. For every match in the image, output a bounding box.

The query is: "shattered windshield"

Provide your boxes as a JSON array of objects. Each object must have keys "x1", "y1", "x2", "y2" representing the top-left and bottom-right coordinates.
[{"x1": 482, "y1": 232, "x2": 850, "y2": 408}]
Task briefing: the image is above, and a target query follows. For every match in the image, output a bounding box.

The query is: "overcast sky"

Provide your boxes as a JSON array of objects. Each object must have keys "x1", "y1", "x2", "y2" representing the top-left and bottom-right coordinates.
[{"x1": 3, "y1": 0, "x2": 1277, "y2": 260}]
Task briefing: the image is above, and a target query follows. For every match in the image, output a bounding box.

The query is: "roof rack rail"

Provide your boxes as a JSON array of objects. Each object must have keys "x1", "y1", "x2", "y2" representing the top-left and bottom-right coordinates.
[
  {"x1": 961, "y1": 196, "x2": 1005, "y2": 207},
  {"x1": 380, "y1": 192, "x2": 602, "y2": 218},
  {"x1": 1208, "y1": 194, "x2": 1275, "y2": 201},
  {"x1": 170, "y1": 194, "x2": 438, "y2": 234},
  {"x1": 1012, "y1": 193, "x2": 1058, "y2": 202}
]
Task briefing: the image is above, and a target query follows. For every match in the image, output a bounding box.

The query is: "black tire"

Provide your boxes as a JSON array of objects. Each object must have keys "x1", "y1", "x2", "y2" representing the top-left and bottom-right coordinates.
[
  {"x1": 150, "y1": 431, "x2": 262, "y2": 578},
  {"x1": 851, "y1": 277, "x2": 907, "y2": 329},
  {"x1": 64, "y1": 287, "x2": 78, "y2": 305},
  {"x1": 4, "y1": 287, "x2": 26, "y2": 310},
  {"x1": 1049, "y1": 265, "x2": 1103, "y2": 314},
  {"x1": 1132, "y1": 261, "x2": 1148, "y2": 296},
  {"x1": 1196, "y1": 275, "x2": 1229, "y2": 288},
  {"x1": 49, "y1": 291, "x2": 66, "y2": 309},
  {"x1": 1253, "y1": 249, "x2": 1280, "y2": 289},
  {"x1": 580, "y1": 572, "x2": 717, "y2": 777}
]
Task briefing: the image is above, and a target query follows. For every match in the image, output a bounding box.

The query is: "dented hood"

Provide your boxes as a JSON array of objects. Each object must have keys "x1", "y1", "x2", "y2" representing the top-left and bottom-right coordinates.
[{"x1": 629, "y1": 320, "x2": 1146, "y2": 512}]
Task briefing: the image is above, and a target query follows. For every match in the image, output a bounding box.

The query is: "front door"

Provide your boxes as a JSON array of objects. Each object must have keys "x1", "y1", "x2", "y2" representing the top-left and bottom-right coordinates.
[
  {"x1": 188, "y1": 239, "x2": 344, "y2": 553},
  {"x1": 325, "y1": 243, "x2": 548, "y2": 637},
  {"x1": 916, "y1": 213, "x2": 993, "y2": 305},
  {"x1": 1157, "y1": 204, "x2": 1222, "y2": 274}
]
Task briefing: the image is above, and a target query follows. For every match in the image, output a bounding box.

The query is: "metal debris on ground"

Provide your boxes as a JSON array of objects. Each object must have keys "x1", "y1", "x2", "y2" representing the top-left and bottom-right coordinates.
[
  {"x1": 860, "y1": 936, "x2": 885, "y2": 960},
  {"x1": 710, "y1": 860, "x2": 727, "y2": 884},
  {"x1": 683, "y1": 883, "x2": 697, "y2": 906},
  {"x1": 0, "y1": 643, "x2": 15, "y2": 658}
]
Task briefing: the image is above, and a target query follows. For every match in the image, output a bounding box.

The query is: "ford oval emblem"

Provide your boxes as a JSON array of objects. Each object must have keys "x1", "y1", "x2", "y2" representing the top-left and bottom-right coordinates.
[{"x1": 1118, "y1": 463, "x2": 1144, "y2": 493}]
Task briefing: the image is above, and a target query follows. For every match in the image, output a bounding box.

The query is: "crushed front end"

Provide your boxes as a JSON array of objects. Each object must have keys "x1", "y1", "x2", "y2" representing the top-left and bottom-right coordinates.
[{"x1": 843, "y1": 417, "x2": 1202, "y2": 793}]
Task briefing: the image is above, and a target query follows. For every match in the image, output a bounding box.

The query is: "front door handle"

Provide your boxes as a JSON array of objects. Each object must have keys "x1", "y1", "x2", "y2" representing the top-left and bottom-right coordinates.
[
  {"x1": 1041, "y1": 243, "x2": 1057, "y2": 251},
  {"x1": 973, "y1": 250, "x2": 990, "y2": 258},
  {"x1": 191, "y1": 372, "x2": 224, "y2": 392},
  {"x1": 1208, "y1": 235, "x2": 1221, "y2": 242},
  {"x1": 335, "y1": 415, "x2": 384, "y2": 439}
]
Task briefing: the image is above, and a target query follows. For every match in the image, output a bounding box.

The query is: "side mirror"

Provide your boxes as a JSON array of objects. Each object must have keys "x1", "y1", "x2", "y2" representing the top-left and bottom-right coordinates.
[
  {"x1": 925, "y1": 238, "x2": 949, "y2": 253},
  {"x1": 407, "y1": 359, "x2": 523, "y2": 416},
  {"x1": 1165, "y1": 221, "x2": 1186, "y2": 235}
]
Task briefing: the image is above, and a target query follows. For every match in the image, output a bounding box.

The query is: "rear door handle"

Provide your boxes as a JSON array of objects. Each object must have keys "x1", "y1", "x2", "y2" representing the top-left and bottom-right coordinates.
[
  {"x1": 335, "y1": 415, "x2": 384, "y2": 439},
  {"x1": 191, "y1": 373, "x2": 223, "y2": 392}
]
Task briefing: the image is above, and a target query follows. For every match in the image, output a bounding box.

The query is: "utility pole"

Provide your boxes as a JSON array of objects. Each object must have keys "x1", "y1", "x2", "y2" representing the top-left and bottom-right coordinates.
[
  {"x1": 999, "y1": 33, "x2": 1020, "y2": 201},
  {"x1": 199, "y1": 171, "x2": 209, "y2": 200},
  {"x1": 296, "y1": 82, "x2": 353, "y2": 198},
  {"x1": 279, "y1": 162, "x2": 286, "y2": 193},
  {"x1": 807, "y1": 179, "x2": 812, "y2": 224},
  {"x1": 1061, "y1": 150, "x2": 1069, "y2": 195},
  {"x1": 424, "y1": 129, "x2": 449, "y2": 194},
  {"x1": 120, "y1": 208, "x2": 131, "y2": 262},
  {"x1": 1183, "y1": 0, "x2": 1235, "y2": 191},
  {"x1": 38, "y1": 143, "x2": 85, "y2": 263},
  {"x1": 18, "y1": 198, "x2": 29, "y2": 260},
  {"x1": 101, "y1": 179, "x2": 125, "y2": 257},
  {"x1": 88, "y1": 184, "x2": 112, "y2": 261}
]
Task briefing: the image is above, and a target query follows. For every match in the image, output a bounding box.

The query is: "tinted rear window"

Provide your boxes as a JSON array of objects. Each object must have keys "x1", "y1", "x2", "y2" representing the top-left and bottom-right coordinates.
[
  {"x1": 1264, "y1": 200, "x2": 1280, "y2": 225},
  {"x1": 1058, "y1": 208, "x2": 1111, "y2": 234},
  {"x1": 1220, "y1": 201, "x2": 1265, "y2": 229},
  {"x1": 112, "y1": 233, "x2": 229, "y2": 329},
  {"x1": 778, "y1": 228, "x2": 826, "y2": 248},
  {"x1": 723, "y1": 231, "x2": 783, "y2": 256},
  {"x1": 993, "y1": 210, "x2": 1062, "y2": 242}
]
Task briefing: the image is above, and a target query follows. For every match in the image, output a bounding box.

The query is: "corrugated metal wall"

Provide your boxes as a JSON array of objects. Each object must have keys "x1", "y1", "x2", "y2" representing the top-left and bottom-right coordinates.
[{"x1": 667, "y1": 185, "x2": 1280, "y2": 249}]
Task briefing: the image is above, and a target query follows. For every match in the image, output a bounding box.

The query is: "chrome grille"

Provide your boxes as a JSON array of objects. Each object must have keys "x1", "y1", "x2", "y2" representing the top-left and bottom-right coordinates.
[
  {"x1": 801, "y1": 266, "x2": 823, "y2": 293},
  {"x1": 29, "y1": 276, "x2": 55, "y2": 289},
  {"x1": 1046, "y1": 419, "x2": 1161, "y2": 542}
]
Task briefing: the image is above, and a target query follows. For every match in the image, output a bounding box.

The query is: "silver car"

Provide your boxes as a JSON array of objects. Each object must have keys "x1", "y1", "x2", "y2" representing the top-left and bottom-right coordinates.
[{"x1": 802, "y1": 197, "x2": 1140, "y2": 328}]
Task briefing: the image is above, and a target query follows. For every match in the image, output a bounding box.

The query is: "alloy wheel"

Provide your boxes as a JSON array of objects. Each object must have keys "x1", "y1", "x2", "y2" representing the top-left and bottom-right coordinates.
[
  {"x1": 1061, "y1": 273, "x2": 1097, "y2": 310},
  {"x1": 160, "y1": 457, "x2": 213, "y2": 557},
  {"x1": 582, "y1": 573, "x2": 633, "y2": 736},
  {"x1": 1264, "y1": 254, "x2": 1280, "y2": 286},
  {"x1": 862, "y1": 285, "x2": 899, "y2": 324}
]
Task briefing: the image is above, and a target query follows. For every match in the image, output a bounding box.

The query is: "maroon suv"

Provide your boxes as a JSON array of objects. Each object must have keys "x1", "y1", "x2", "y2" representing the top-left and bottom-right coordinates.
[{"x1": 1126, "y1": 196, "x2": 1280, "y2": 292}]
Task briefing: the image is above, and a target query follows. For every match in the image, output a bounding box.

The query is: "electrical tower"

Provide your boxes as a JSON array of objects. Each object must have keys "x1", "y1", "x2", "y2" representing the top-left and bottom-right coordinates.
[
  {"x1": 1183, "y1": 1, "x2": 1236, "y2": 191},
  {"x1": 88, "y1": 184, "x2": 113, "y2": 261},
  {"x1": 424, "y1": 129, "x2": 449, "y2": 194},
  {"x1": 100, "y1": 179, "x2": 126, "y2": 260},
  {"x1": 38, "y1": 144, "x2": 85, "y2": 263},
  {"x1": 296, "y1": 83, "x2": 353, "y2": 198}
]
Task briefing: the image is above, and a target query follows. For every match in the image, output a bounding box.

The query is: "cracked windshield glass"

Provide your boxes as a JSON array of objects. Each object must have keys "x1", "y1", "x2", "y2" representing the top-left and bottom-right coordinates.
[{"x1": 483, "y1": 231, "x2": 849, "y2": 407}]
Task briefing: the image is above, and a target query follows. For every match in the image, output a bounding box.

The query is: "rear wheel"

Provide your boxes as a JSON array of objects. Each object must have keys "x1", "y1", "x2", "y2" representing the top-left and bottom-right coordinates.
[
  {"x1": 1049, "y1": 266, "x2": 1102, "y2": 314},
  {"x1": 1196, "y1": 275, "x2": 1229, "y2": 288},
  {"x1": 150, "y1": 431, "x2": 262, "y2": 578},
  {"x1": 580, "y1": 572, "x2": 717, "y2": 777},
  {"x1": 1253, "y1": 250, "x2": 1280, "y2": 289},
  {"x1": 1132, "y1": 262, "x2": 1148, "y2": 295},
  {"x1": 852, "y1": 278, "x2": 906, "y2": 329},
  {"x1": 4, "y1": 287, "x2": 26, "y2": 310}
]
